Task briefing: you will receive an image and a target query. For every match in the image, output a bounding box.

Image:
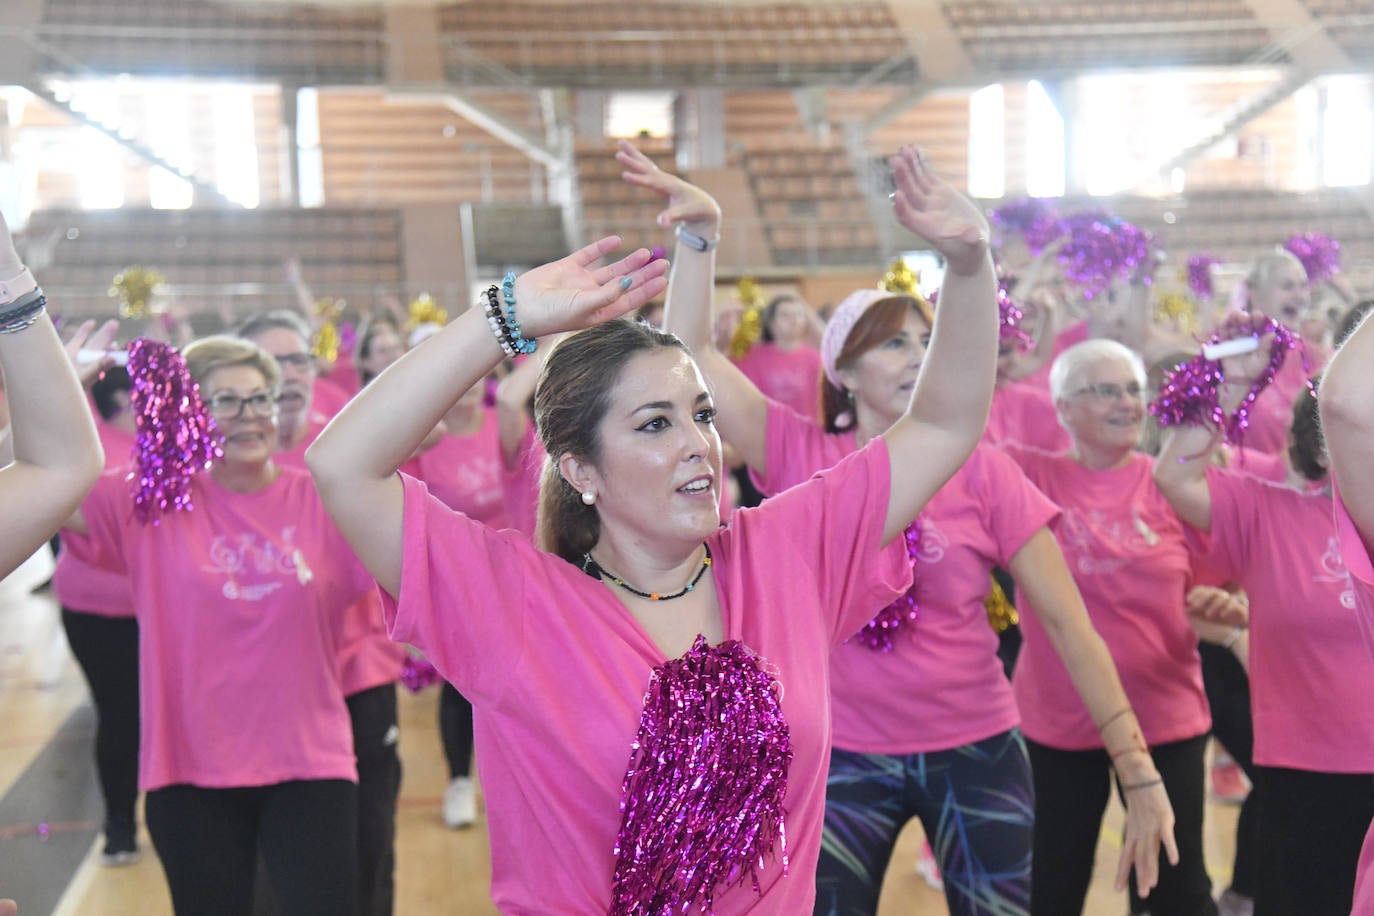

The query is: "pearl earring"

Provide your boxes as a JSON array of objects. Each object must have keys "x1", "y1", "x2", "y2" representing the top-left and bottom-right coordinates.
[{"x1": 581, "y1": 490, "x2": 596, "y2": 506}]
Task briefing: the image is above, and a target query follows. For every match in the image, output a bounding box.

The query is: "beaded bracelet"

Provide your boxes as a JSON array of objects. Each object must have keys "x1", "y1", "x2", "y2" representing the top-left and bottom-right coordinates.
[
  {"x1": 499, "y1": 272, "x2": 536, "y2": 355},
  {"x1": 0, "y1": 292, "x2": 47, "y2": 335},
  {"x1": 484, "y1": 285, "x2": 517, "y2": 357}
]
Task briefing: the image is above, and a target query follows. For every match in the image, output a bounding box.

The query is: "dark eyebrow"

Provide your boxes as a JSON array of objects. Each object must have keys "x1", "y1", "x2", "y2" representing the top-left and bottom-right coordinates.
[{"x1": 630, "y1": 392, "x2": 712, "y2": 415}]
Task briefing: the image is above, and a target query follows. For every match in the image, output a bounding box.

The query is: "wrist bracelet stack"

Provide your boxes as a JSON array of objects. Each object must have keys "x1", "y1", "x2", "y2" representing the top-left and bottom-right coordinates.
[
  {"x1": 0, "y1": 288, "x2": 47, "y2": 335},
  {"x1": 484, "y1": 271, "x2": 537, "y2": 356}
]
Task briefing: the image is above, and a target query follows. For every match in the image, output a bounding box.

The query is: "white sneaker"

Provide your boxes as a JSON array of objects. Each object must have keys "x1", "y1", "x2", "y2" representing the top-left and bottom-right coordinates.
[{"x1": 443, "y1": 776, "x2": 477, "y2": 829}]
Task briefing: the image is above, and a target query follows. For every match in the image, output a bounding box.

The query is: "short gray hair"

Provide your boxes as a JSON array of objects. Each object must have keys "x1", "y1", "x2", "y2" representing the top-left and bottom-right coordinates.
[{"x1": 1049, "y1": 338, "x2": 1147, "y2": 402}]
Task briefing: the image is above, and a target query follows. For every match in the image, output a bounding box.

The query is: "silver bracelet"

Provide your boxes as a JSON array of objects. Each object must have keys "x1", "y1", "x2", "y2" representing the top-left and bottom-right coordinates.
[{"x1": 675, "y1": 224, "x2": 719, "y2": 252}]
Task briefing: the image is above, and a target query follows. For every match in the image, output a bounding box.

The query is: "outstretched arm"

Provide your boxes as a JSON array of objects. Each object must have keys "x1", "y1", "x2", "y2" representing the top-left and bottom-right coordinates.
[
  {"x1": 1009, "y1": 529, "x2": 1178, "y2": 893},
  {"x1": 619, "y1": 140, "x2": 772, "y2": 474},
  {"x1": 879, "y1": 146, "x2": 997, "y2": 545},
  {"x1": 1322, "y1": 310, "x2": 1374, "y2": 553},
  {"x1": 306, "y1": 238, "x2": 667, "y2": 595},
  {"x1": 0, "y1": 212, "x2": 106, "y2": 575}
]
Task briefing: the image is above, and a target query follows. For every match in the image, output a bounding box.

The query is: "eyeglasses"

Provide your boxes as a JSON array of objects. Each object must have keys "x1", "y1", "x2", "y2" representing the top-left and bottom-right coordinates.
[
  {"x1": 206, "y1": 392, "x2": 279, "y2": 420},
  {"x1": 274, "y1": 353, "x2": 315, "y2": 371},
  {"x1": 1072, "y1": 382, "x2": 1144, "y2": 402}
]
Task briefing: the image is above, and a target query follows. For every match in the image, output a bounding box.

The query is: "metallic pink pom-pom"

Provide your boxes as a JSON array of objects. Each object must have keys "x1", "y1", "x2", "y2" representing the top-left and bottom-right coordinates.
[
  {"x1": 1187, "y1": 255, "x2": 1221, "y2": 300},
  {"x1": 989, "y1": 198, "x2": 1064, "y2": 255},
  {"x1": 338, "y1": 321, "x2": 357, "y2": 354},
  {"x1": 610, "y1": 636, "x2": 792, "y2": 914},
  {"x1": 851, "y1": 520, "x2": 922, "y2": 652},
  {"x1": 1149, "y1": 315, "x2": 1308, "y2": 449},
  {"x1": 127, "y1": 338, "x2": 222, "y2": 524},
  {"x1": 1058, "y1": 213, "x2": 1154, "y2": 299},
  {"x1": 1283, "y1": 232, "x2": 1341, "y2": 285},
  {"x1": 400, "y1": 655, "x2": 443, "y2": 693},
  {"x1": 997, "y1": 279, "x2": 1035, "y2": 351}
]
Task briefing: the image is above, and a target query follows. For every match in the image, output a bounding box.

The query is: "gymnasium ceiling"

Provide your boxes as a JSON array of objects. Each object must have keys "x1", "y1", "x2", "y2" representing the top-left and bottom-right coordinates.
[{"x1": 6, "y1": 0, "x2": 1371, "y2": 89}]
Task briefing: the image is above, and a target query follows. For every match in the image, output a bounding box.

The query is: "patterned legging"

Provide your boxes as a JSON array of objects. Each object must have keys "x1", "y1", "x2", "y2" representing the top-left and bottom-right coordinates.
[{"x1": 814, "y1": 728, "x2": 1033, "y2": 916}]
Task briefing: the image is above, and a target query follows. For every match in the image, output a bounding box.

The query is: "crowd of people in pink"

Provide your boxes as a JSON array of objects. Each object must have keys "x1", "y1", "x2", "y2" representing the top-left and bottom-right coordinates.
[{"x1": 2, "y1": 135, "x2": 1373, "y2": 916}]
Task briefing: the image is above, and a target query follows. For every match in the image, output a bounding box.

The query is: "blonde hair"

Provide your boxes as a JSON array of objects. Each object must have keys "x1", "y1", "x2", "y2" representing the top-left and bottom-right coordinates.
[
  {"x1": 181, "y1": 335, "x2": 281, "y2": 390},
  {"x1": 1246, "y1": 248, "x2": 1306, "y2": 293}
]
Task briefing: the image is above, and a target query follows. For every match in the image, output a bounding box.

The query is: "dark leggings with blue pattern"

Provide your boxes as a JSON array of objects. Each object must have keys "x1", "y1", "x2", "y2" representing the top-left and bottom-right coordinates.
[{"x1": 814, "y1": 728, "x2": 1033, "y2": 916}]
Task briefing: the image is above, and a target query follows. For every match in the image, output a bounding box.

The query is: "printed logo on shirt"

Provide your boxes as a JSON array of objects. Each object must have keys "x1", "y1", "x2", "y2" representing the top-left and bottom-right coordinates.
[
  {"x1": 451, "y1": 460, "x2": 502, "y2": 511},
  {"x1": 1057, "y1": 507, "x2": 1162, "y2": 576},
  {"x1": 914, "y1": 519, "x2": 950, "y2": 565},
  {"x1": 1315, "y1": 535, "x2": 1358, "y2": 610},
  {"x1": 202, "y1": 527, "x2": 309, "y2": 602}
]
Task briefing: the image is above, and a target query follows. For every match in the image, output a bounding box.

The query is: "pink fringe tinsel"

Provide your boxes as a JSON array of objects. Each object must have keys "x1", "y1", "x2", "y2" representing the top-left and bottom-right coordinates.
[
  {"x1": 1187, "y1": 255, "x2": 1221, "y2": 301},
  {"x1": 400, "y1": 655, "x2": 443, "y2": 693},
  {"x1": 1149, "y1": 315, "x2": 1307, "y2": 448},
  {"x1": 1283, "y1": 232, "x2": 1341, "y2": 285},
  {"x1": 851, "y1": 521, "x2": 923, "y2": 652},
  {"x1": 1057, "y1": 213, "x2": 1154, "y2": 300},
  {"x1": 610, "y1": 636, "x2": 791, "y2": 914},
  {"x1": 127, "y1": 338, "x2": 222, "y2": 524},
  {"x1": 989, "y1": 198, "x2": 1064, "y2": 255}
]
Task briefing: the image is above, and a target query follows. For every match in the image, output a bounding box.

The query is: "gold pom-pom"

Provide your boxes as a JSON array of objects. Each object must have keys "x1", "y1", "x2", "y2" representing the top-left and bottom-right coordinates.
[
  {"x1": 880, "y1": 258, "x2": 920, "y2": 297},
  {"x1": 728, "y1": 277, "x2": 765, "y2": 360},
  {"x1": 404, "y1": 293, "x2": 447, "y2": 333},
  {"x1": 312, "y1": 297, "x2": 346, "y2": 362},
  {"x1": 984, "y1": 575, "x2": 1019, "y2": 633},
  {"x1": 109, "y1": 267, "x2": 166, "y2": 319},
  {"x1": 1155, "y1": 292, "x2": 1197, "y2": 333}
]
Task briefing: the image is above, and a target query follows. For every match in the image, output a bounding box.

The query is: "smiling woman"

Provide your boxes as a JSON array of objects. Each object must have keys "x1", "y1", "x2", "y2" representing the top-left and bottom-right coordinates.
[{"x1": 58, "y1": 334, "x2": 382, "y2": 916}]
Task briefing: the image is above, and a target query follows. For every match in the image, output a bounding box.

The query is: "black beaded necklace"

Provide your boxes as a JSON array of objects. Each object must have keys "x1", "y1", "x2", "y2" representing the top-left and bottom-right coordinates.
[{"x1": 582, "y1": 545, "x2": 713, "y2": 601}]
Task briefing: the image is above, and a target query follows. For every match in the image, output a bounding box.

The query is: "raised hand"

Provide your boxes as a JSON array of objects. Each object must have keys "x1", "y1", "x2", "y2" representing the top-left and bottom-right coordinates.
[
  {"x1": 890, "y1": 145, "x2": 989, "y2": 276},
  {"x1": 616, "y1": 140, "x2": 721, "y2": 233},
  {"x1": 510, "y1": 236, "x2": 669, "y2": 339},
  {"x1": 64, "y1": 319, "x2": 121, "y2": 388}
]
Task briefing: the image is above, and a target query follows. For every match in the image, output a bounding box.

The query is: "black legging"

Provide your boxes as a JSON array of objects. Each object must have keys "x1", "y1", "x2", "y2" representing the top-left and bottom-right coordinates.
[
  {"x1": 1199, "y1": 640, "x2": 1258, "y2": 899},
  {"x1": 439, "y1": 682, "x2": 474, "y2": 780},
  {"x1": 60, "y1": 608, "x2": 140, "y2": 836},
  {"x1": 1252, "y1": 765, "x2": 1374, "y2": 915},
  {"x1": 1027, "y1": 733, "x2": 1217, "y2": 916},
  {"x1": 146, "y1": 780, "x2": 359, "y2": 916}
]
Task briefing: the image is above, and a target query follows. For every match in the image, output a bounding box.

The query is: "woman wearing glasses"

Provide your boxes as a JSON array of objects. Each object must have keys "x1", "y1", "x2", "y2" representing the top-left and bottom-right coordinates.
[
  {"x1": 1001, "y1": 339, "x2": 1215, "y2": 916},
  {"x1": 63, "y1": 336, "x2": 375, "y2": 916}
]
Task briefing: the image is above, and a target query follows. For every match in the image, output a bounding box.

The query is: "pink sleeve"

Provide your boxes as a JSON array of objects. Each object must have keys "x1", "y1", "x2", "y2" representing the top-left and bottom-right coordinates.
[
  {"x1": 732, "y1": 439, "x2": 913, "y2": 645},
  {"x1": 755, "y1": 398, "x2": 848, "y2": 497},
  {"x1": 1197, "y1": 467, "x2": 1257, "y2": 583},
  {"x1": 977, "y1": 446, "x2": 1061, "y2": 563},
  {"x1": 380, "y1": 473, "x2": 533, "y2": 703}
]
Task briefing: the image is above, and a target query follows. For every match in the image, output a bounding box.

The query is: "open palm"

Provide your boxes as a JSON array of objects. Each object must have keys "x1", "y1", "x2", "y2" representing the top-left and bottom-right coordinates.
[
  {"x1": 510, "y1": 236, "x2": 669, "y2": 338},
  {"x1": 890, "y1": 145, "x2": 989, "y2": 275},
  {"x1": 616, "y1": 139, "x2": 721, "y2": 231}
]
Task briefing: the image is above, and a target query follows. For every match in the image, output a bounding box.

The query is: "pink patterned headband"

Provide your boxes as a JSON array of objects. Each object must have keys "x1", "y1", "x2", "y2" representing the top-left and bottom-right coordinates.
[{"x1": 821, "y1": 289, "x2": 911, "y2": 389}]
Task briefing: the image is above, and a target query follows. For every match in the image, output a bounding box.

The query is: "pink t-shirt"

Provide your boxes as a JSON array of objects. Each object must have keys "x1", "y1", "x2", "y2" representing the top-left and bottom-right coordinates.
[
  {"x1": 1239, "y1": 354, "x2": 1313, "y2": 456},
  {"x1": 404, "y1": 408, "x2": 511, "y2": 530},
  {"x1": 310, "y1": 375, "x2": 352, "y2": 420},
  {"x1": 277, "y1": 418, "x2": 405, "y2": 697},
  {"x1": 1201, "y1": 469, "x2": 1374, "y2": 772},
  {"x1": 53, "y1": 420, "x2": 137, "y2": 618},
  {"x1": 986, "y1": 380, "x2": 1071, "y2": 452},
  {"x1": 82, "y1": 466, "x2": 374, "y2": 791},
  {"x1": 759, "y1": 402, "x2": 1058, "y2": 753},
  {"x1": 383, "y1": 442, "x2": 911, "y2": 913},
  {"x1": 735, "y1": 342, "x2": 822, "y2": 423},
  {"x1": 1002, "y1": 445, "x2": 1210, "y2": 750}
]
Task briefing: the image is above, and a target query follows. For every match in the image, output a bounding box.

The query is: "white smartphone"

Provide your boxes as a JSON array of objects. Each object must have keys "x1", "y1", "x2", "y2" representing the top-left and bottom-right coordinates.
[{"x1": 1201, "y1": 337, "x2": 1259, "y2": 361}]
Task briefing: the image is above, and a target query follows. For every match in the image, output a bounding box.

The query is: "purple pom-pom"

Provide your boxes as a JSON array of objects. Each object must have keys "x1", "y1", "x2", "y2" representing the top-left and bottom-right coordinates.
[
  {"x1": 1187, "y1": 255, "x2": 1221, "y2": 300},
  {"x1": 1149, "y1": 315, "x2": 1309, "y2": 449},
  {"x1": 1058, "y1": 213, "x2": 1154, "y2": 299},
  {"x1": 648, "y1": 245, "x2": 667, "y2": 262},
  {"x1": 989, "y1": 198, "x2": 1064, "y2": 255},
  {"x1": 126, "y1": 339, "x2": 222, "y2": 524},
  {"x1": 338, "y1": 321, "x2": 357, "y2": 354},
  {"x1": 851, "y1": 521, "x2": 922, "y2": 651},
  {"x1": 400, "y1": 655, "x2": 443, "y2": 693},
  {"x1": 998, "y1": 279, "x2": 1035, "y2": 351},
  {"x1": 610, "y1": 636, "x2": 791, "y2": 913},
  {"x1": 1283, "y1": 232, "x2": 1341, "y2": 285}
]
